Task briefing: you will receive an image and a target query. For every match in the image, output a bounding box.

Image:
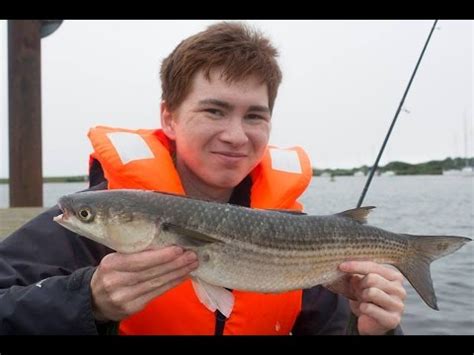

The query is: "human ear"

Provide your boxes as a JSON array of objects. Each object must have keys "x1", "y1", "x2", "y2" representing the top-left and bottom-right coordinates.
[{"x1": 160, "y1": 101, "x2": 176, "y2": 140}]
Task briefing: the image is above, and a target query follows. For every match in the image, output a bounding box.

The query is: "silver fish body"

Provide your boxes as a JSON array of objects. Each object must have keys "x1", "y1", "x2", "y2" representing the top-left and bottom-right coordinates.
[{"x1": 53, "y1": 189, "x2": 471, "y2": 314}]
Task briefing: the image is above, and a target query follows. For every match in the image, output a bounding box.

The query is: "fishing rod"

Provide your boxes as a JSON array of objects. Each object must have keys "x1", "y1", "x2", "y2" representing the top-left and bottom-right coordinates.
[
  {"x1": 347, "y1": 19, "x2": 439, "y2": 335},
  {"x1": 356, "y1": 19, "x2": 438, "y2": 209}
]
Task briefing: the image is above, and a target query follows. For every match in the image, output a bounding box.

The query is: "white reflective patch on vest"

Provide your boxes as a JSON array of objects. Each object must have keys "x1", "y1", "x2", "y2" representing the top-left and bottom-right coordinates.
[
  {"x1": 269, "y1": 148, "x2": 302, "y2": 174},
  {"x1": 106, "y1": 132, "x2": 154, "y2": 165}
]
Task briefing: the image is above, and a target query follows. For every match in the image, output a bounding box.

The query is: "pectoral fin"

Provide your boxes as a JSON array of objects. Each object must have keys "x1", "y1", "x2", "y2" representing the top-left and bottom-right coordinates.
[
  {"x1": 162, "y1": 223, "x2": 222, "y2": 247},
  {"x1": 191, "y1": 278, "x2": 235, "y2": 318}
]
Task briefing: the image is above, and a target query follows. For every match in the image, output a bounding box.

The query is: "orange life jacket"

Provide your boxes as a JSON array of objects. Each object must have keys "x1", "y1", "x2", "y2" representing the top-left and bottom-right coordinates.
[{"x1": 88, "y1": 125, "x2": 313, "y2": 335}]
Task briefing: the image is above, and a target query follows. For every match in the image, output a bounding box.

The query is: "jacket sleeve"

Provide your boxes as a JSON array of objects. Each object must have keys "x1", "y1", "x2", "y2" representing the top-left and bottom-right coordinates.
[
  {"x1": 292, "y1": 286, "x2": 404, "y2": 335},
  {"x1": 0, "y1": 205, "x2": 113, "y2": 334}
]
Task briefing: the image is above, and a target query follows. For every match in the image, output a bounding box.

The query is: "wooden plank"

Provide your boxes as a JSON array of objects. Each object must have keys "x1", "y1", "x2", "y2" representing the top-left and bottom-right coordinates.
[{"x1": 0, "y1": 207, "x2": 47, "y2": 241}]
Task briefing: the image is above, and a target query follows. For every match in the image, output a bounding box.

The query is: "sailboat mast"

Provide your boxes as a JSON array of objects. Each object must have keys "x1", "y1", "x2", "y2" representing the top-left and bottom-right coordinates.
[{"x1": 464, "y1": 110, "x2": 469, "y2": 168}]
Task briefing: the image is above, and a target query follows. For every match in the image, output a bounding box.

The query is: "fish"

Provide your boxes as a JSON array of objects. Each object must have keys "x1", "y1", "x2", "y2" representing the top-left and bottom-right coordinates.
[{"x1": 53, "y1": 189, "x2": 471, "y2": 318}]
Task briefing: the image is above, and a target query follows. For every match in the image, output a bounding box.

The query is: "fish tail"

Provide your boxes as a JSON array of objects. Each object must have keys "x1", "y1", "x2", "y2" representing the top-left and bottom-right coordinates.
[{"x1": 396, "y1": 234, "x2": 471, "y2": 310}]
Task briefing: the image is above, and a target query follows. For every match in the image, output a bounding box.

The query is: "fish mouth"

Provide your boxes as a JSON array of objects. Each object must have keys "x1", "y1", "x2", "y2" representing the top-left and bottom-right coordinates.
[
  {"x1": 53, "y1": 202, "x2": 68, "y2": 223},
  {"x1": 53, "y1": 214, "x2": 64, "y2": 223}
]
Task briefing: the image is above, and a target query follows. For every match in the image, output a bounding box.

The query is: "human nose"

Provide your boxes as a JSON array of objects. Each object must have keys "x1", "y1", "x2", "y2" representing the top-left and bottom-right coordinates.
[{"x1": 219, "y1": 116, "x2": 249, "y2": 146}]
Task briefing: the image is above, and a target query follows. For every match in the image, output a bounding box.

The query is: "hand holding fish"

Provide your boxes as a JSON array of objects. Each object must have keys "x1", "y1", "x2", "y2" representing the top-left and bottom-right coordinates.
[
  {"x1": 90, "y1": 246, "x2": 199, "y2": 321},
  {"x1": 339, "y1": 261, "x2": 406, "y2": 335}
]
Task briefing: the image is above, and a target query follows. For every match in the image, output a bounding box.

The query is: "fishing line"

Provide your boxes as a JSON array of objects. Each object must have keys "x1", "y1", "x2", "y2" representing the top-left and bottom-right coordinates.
[{"x1": 347, "y1": 19, "x2": 439, "y2": 335}]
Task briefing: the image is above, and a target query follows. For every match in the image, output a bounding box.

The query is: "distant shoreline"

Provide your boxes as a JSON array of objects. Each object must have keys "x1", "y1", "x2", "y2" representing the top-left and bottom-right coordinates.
[
  {"x1": 0, "y1": 157, "x2": 472, "y2": 182},
  {"x1": 0, "y1": 176, "x2": 88, "y2": 184},
  {"x1": 313, "y1": 157, "x2": 473, "y2": 177}
]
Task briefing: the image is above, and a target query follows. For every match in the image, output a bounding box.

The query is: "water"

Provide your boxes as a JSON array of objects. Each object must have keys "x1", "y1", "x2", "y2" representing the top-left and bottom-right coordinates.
[
  {"x1": 0, "y1": 182, "x2": 89, "y2": 209},
  {"x1": 300, "y1": 175, "x2": 474, "y2": 335},
  {"x1": 0, "y1": 176, "x2": 473, "y2": 335}
]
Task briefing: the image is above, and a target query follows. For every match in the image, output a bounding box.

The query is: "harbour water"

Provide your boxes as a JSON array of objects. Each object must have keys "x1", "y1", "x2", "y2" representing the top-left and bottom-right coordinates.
[{"x1": 0, "y1": 175, "x2": 473, "y2": 335}]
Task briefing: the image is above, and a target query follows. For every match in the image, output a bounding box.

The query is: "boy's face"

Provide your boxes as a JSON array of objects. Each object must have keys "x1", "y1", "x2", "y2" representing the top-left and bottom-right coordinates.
[{"x1": 161, "y1": 68, "x2": 271, "y2": 191}]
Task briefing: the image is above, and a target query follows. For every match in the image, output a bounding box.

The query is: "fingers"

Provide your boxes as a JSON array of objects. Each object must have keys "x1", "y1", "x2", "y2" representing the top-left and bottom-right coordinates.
[
  {"x1": 358, "y1": 273, "x2": 407, "y2": 301},
  {"x1": 100, "y1": 274, "x2": 191, "y2": 321},
  {"x1": 132, "y1": 250, "x2": 198, "y2": 284},
  {"x1": 133, "y1": 259, "x2": 199, "y2": 297},
  {"x1": 97, "y1": 250, "x2": 199, "y2": 300},
  {"x1": 349, "y1": 280, "x2": 405, "y2": 317},
  {"x1": 125, "y1": 275, "x2": 191, "y2": 317},
  {"x1": 102, "y1": 246, "x2": 186, "y2": 272},
  {"x1": 359, "y1": 286, "x2": 405, "y2": 313},
  {"x1": 340, "y1": 261, "x2": 406, "y2": 303},
  {"x1": 350, "y1": 298, "x2": 401, "y2": 334},
  {"x1": 350, "y1": 298, "x2": 403, "y2": 335},
  {"x1": 91, "y1": 261, "x2": 198, "y2": 321},
  {"x1": 357, "y1": 304, "x2": 402, "y2": 333},
  {"x1": 91, "y1": 246, "x2": 200, "y2": 321},
  {"x1": 342, "y1": 264, "x2": 406, "y2": 312},
  {"x1": 98, "y1": 248, "x2": 199, "y2": 288},
  {"x1": 339, "y1": 261, "x2": 404, "y2": 282},
  {"x1": 103, "y1": 262, "x2": 198, "y2": 320},
  {"x1": 339, "y1": 262, "x2": 406, "y2": 334}
]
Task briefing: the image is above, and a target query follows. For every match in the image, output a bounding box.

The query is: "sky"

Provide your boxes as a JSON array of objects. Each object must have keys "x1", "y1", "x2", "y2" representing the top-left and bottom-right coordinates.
[{"x1": 0, "y1": 20, "x2": 472, "y2": 177}]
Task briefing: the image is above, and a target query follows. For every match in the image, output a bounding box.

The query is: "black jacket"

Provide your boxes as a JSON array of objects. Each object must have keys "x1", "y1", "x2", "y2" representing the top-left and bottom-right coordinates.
[{"x1": 0, "y1": 160, "x2": 402, "y2": 335}]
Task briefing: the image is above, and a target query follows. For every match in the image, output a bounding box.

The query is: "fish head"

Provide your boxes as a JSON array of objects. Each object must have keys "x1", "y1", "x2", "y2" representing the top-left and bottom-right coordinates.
[
  {"x1": 54, "y1": 192, "x2": 110, "y2": 245},
  {"x1": 53, "y1": 190, "x2": 157, "y2": 253}
]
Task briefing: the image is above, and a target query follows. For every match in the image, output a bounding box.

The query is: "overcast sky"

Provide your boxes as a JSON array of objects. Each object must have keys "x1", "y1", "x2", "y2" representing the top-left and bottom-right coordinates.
[{"x1": 0, "y1": 20, "x2": 472, "y2": 177}]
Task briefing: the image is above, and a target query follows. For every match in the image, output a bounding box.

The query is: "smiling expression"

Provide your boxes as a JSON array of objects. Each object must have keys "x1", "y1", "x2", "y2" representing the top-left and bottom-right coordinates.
[{"x1": 161, "y1": 69, "x2": 271, "y2": 199}]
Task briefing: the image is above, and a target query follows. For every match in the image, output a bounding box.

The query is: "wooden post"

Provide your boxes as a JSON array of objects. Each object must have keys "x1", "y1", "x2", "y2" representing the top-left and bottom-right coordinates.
[{"x1": 8, "y1": 20, "x2": 43, "y2": 207}]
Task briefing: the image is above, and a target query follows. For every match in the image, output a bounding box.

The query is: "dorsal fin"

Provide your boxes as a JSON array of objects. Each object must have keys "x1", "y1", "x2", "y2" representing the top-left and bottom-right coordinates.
[{"x1": 336, "y1": 206, "x2": 376, "y2": 224}]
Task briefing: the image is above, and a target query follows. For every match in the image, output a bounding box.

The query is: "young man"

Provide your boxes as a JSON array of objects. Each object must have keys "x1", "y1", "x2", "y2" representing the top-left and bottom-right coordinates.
[{"x1": 0, "y1": 21, "x2": 405, "y2": 335}]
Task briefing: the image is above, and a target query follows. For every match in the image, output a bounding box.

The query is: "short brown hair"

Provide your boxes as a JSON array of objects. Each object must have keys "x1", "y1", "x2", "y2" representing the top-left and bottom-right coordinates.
[{"x1": 160, "y1": 21, "x2": 282, "y2": 113}]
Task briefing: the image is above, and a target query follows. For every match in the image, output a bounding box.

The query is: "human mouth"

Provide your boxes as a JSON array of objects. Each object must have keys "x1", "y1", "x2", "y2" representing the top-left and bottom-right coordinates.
[{"x1": 212, "y1": 151, "x2": 248, "y2": 164}]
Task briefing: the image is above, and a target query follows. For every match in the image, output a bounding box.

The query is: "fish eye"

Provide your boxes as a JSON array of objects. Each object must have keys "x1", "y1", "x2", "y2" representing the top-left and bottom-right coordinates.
[{"x1": 78, "y1": 208, "x2": 94, "y2": 222}]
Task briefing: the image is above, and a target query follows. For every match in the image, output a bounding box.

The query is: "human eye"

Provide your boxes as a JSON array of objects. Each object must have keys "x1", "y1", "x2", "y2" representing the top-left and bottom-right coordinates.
[
  {"x1": 204, "y1": 108, "x2": 225, "y2": 118},
  {"x1": 245, "y1": 113, "x2": 269, "y2": 122}
]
